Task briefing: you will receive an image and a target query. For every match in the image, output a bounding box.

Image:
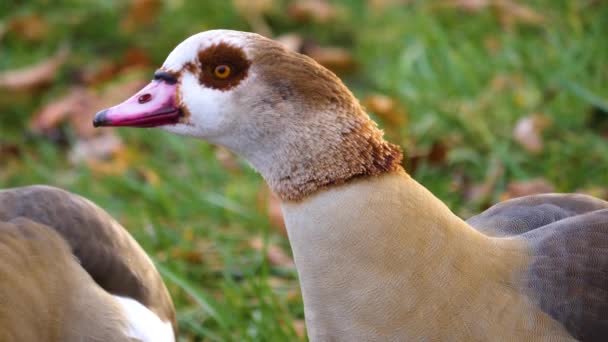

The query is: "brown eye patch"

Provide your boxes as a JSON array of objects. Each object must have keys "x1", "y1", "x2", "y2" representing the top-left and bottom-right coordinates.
[{"x1": 195, "y1": 42, "x2": 251, "y2": 91}]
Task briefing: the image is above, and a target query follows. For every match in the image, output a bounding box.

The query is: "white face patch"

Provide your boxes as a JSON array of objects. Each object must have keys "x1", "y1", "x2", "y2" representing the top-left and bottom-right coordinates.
[
  {"x1": 159, "y1": 30, "x2": 261, "y2": 146},
  {"x1": 113, "y1": 295, "x2": 175, "y2": 342},
  {"x1": 162, "y1": 71, "x2": 230, "y2": 139}
]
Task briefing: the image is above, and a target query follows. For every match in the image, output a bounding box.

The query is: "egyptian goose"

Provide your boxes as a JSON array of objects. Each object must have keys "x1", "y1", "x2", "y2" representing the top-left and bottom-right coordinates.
[
  {"x1": 0, "y1": 185, "x2": 176, "y2": 341},
  {"x1": 93, "y1": 30, "x2": 608, "y2": 341}
]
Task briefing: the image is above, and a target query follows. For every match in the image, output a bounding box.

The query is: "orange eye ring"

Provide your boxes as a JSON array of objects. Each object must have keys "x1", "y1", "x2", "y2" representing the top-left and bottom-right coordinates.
[{"x1": 213, "y1": 65, "x2": 231, "y2": 79}]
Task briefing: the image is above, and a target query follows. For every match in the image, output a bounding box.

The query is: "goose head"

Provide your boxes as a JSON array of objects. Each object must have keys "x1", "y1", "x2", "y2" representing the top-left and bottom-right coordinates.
[{"x1": 94, "y1": 30, "x2": 402, "y2": 200}]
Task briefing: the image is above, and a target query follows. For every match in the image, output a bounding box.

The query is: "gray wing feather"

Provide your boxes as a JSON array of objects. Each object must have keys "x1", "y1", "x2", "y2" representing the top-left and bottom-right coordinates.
[
  {"x1": 522, "y1": 210, "x2": 608, "y2": 341},
  {"x1": 467, "y1": 193, "x2": 608, "y2": 341},
  {"x1": 466, "y1": 193, "x2": 608, "y2": 237}
]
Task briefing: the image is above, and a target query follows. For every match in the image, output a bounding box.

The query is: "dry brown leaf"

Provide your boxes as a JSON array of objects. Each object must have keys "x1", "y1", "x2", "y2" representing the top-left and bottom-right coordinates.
[
  {"x1": 483, "y1": 36, "x2": 501, "y2": 55},
  {"x1": 0, "y1": 143, "x2": 21, "y2": 164},
  {"x1": 85, "y1": 146, "x2": 142, "y2": 176},
  {"x1": 268, "y1": 191, "x2": 286, "y2": 235},
  {"x1": 465, "y1": 160, "x2": 504, "y2": 203},
  {"x1": 442, "y1": 0, "x2": 544, "y2": 29},
  {"x1": 576, "y1": 186, "x2": 608, "y2": 200},
  {"x1": 123, "y1": 48, "x2": 152, "y2": 69},
  {"x1": 77, "y1": 60, "x2": 120, "y2": 86},
  {"x1": 232, "y1": 0, "x2": 274, "y2": 37},
  {"x1": 303, "y1": 45, "x2": 356, "y2": 74},
  {"x1": 0, "y1": 22, "x2": 6, "y2": 42},
  {"x1": 214, "y1": 146, "x2": 241, "y2": 172},
  {"x1": 8, "y1": 13, "x2": 49, "y2": 42},
  {"x1": 0, "y1": 47, "x2": 69, "y2": 92},
  {"x1": 495, "y1": 0, "x2": 545, "y2": 28},
  {"x1": 170, "y1": 247, "x2": 204, "y2": 264},
  {"x1": 501, "y1": 178, "x2": 555, "y2": 200},
  {"x1": 256, "y1": 185, "x2": 287, "y2": 236},
  {"x1": 275, "y1": 33, "x2": 305, "y2": 52},
  {"x1": 368, "y1": 0, "x2": 411, "y2": 13},
  {"x1": 288, "y1": 0, "x2": 337, "y2": 23},
  {"x1": 30, "y1": 87, "x2": 94, "y2": 137},
  {"x1": 292, "y1": 319, "x2": 306, "y2": 339},
  {"x1": 136, "y1": 167, "x2": 161, "y2": 186},
  {"x1": 99, "y1": 70, "x2": 148, "y2": 109},
  {"x1": 233, "y1": 0, "x2": 274, "y2": 14},
  {"x1": 121, "y1": 0, "x2": 162, "y2": 33},
  {"x1": 77, "y1": 49, "x2": 150, "y2": 86},
  {"x1": 364, "y1": 94, "x2": 408, "y2": 127},
  {"x1": 86, "y1": 151, "x2": 129, "y2": 176},
  {"x1": 513, "y1": 113, "x2": 551, "y2": 154},
  {"x1": 69, "y1": 133, "x2": 124, "y2": 164},
  {"x1": 406, "y1": 141, "x2": 450, "y2": 173},
  {"x1": 31, "y1": 72, "x2": 146, "y2": 138},
  {"x1": 445, "y1": 0, "x2": 488, "y2": 11},
  {"x1": 249, "y1": 237, "x2": 294, "y2": 267}
]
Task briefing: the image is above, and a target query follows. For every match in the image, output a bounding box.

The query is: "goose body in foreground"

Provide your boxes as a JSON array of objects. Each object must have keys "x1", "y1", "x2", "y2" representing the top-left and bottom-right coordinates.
[
  {"x1": 0, "y1": 186, "x2": 176, "y2": 342},
  {"x1": 94, "y1": 29, "x2": 608, "y2": 341}
]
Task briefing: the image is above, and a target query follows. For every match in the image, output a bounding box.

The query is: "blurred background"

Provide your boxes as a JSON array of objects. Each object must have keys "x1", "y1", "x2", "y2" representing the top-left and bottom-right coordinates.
[{"x1": 0, "y1": 0, "x2": 606, "y2": 340}]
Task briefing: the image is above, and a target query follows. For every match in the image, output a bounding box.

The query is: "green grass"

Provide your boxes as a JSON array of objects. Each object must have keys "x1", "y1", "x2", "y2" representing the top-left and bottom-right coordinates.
[{"x1": 1, "y1": 1, "x2": 607, "y2": 340}]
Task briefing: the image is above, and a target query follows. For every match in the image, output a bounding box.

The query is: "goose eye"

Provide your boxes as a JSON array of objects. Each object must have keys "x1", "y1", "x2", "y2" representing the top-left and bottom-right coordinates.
[{"x1": 213, "y1": 65, "x2": 231, "y2": 79}]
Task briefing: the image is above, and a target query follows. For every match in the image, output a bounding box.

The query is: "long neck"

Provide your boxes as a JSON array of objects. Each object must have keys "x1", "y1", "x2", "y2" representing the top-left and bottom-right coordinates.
[{"x1": 281, "y1": 171, "x2": 570, "y2": 341}]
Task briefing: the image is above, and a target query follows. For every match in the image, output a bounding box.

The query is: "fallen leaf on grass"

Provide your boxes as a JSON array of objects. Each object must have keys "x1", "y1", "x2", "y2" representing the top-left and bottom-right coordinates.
[
  {"x1": 576, "y1": 186, "x2": 608, "y2": 200},
  {"x1": 406, "y1": 141, "x2": 450, "y2": 173},
  {"x1": 288, "y1": 0, "x2": 337, "y2": 23},
  {"x1": 76, "y1": 49, "x2": 151, "y2": 86},
  {"x1": 233, "y1": 0, "x2": 274, "y2": 14},
  {"x1": 267, "y1": 191, "x2": 286, "y2": 235},
  {"x1": 123, "y1": 47, "x2": 152, "y2": 68},
  {"x1": 586, "y1": 105, "x2": 608, "y2": 138},
  {"x1": 85, "y1": 146, "x2": 136, "y2": 176},
  {"x1": 292, "y1": 319, "x2": 306, "y2": 339},
  {"x1": 367, "y1": 0, "x2": 411, "y2": 13},
  {"x1": 513, "y1": 113, "x2": 551, "y2": 154},
  {"x1": 170, "y1": 247, "x2": 204, "y2": 264},
  {"x1": 275, "y1": 33, "x2": 304, "y2": 52},
  {"x1": 363, "y1": 94, "x2": 408, "y2": 127},
  {"x1": 257, "y1": 186, "x2": 287, "y2": 236},
  {"x1": 232, "y1": 0, "x2": 274, "y2": 37},
  {"x1": 249, "y1": 237, "x2": 294, "y2": 268},
  {"x1": 30, "y1": 87, "x2": 95, "y2": 137},
  {"x1": 69, "y1": 133, "x2": 124, "y2": 164},
  {"x1": 120, "y1": 0, "x2": 162, "y2": 33},
  {"x1": 441, "y1": 0, "x2": 544, "y2": 29},
  {"x1": 501, "y1": 178, "x2": 555, "y2": 200},
  {"x1": 214, "y1": 146, "x2": 241, "y2": 172},
  {"x1": 465, "y1": 159, "x2": 504, "y2": 204},
  {"x1": 0, "y1": 143, "x2": 21, "y2": 164},
  {"x1": 0, "y1": 47, "x2": 69, "y2": 92},
  {"x1": 303, "y1": 45, "x2": 356, "y2": 74},
  {"x1": 30, "y1": 73, "x2": 147, "y2": 140},
  {"x1": 275, "y1": 34, "x2": 356, "y2": 74},
  {"x1": 494, "y1": 0, "x2": 545, "y2": 28},
  {"x1": 7, "y1": 13, "x2": 49, "y2": 42},
  {"x1": 135, "y1": 167, "x2": 161, "y2": 186},
  {"x1": 0, "y1": 22, "x2": 6, "y2": 42},
  {"x1": 77, "y1": 60, "x2": 120, "y2": 86}
]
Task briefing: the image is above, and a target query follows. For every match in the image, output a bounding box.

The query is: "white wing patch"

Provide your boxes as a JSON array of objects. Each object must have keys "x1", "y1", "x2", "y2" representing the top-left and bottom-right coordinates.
[{"x1": 113, "y1": 295, "x2": 175, "y2": 342}]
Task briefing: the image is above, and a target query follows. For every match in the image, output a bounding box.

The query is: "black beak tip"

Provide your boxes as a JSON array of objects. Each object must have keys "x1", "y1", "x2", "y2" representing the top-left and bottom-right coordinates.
[{"x1": 93, "y1": 109, "x2": 108, "y2": 127}]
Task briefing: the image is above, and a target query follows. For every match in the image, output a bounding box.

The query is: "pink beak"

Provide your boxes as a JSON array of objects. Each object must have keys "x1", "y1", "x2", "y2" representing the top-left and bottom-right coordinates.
[{"x1": 93, "y1": 72, "x2": 182, "y2": 128}]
